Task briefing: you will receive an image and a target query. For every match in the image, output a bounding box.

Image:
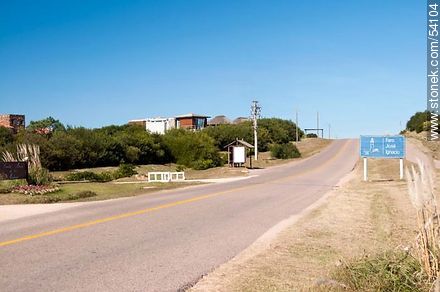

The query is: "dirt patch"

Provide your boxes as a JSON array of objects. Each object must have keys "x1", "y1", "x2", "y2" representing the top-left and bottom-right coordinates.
[{"x1": 190, "y1": 159, "x2": 420, "y2": 291}]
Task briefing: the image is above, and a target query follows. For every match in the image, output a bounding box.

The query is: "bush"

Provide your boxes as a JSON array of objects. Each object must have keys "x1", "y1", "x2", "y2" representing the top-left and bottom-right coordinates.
[
  {"x1": 306, "y1": 133, "x2": 318, "y2": 138},
  {"x1": 113, "y1": 164, "x2": 137, "y2": 179},
  {"x1": 406, "y1": 111, "x2": 429, "y2": 133},
  {"x1": 163, "y1": 129, "x2": 223, "y2": 169},
  {"x1": 28, "y1": 167, "x2": 52, "y2": 185},
  {"x1": 65, "y1": 164, "x2": 136, "y2": 182},
  {"x1": 65, "y1": 171, "x2": 112, "y2": 182},
  {"x1": 333, "y1": 251, "x2": 428, "y2": 291},
  {"x1": 270, "y1": 143, "x2": 301, "y2": 159}
]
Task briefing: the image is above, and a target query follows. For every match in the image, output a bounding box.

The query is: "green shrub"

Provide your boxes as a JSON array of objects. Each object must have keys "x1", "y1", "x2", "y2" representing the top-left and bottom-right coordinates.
[
  {"x1": 333, "y1": 251, "x2": 428, "y2": 291},
  {"x1": 66, "y1": 171, "x2": 101, "y2": 182},
  {"x1": 113, "y1": 164, "x2": 137, "y2": 179},
  {"x1": 28, "y1": 167, "x2": 52, "y2": 185},
  {"x1": 270, "y1": 143, "x2": 301, "y2": 159},
  {"x1": 65, "y1": 164, "x2": 136, "y2": 182},
  {"x1": 65, "y1": 171, "x2": 112, "y2": 182},
  {"x1": 306, "y1": 133, "x2": 318, "y2": 138},
  {"x1": 98, "y1": 171, "x2": 114, "y2": 182},
  {"x1": 163, "y1": 129, "x2": 223, "y2": 169},
  {"x1": 191, "y1": 159, "x2": 217, "y2": 170},
  {"x1": 175, "y1": 165, "x2": 186, "y2": 172}
]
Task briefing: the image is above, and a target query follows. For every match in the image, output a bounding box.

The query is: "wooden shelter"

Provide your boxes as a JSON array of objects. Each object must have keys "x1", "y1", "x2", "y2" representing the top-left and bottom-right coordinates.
[{"x1": 223, "y1": 139, "x2": 254, "y2": 168}]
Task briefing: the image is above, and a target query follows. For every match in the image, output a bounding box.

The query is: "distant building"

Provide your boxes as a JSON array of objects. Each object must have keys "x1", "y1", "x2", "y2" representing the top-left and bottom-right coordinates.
[
  {"x1": 175, "y1": 113, "x2": 210, "y2": 130},
  {"x1": 0, "y1": 114, "x2": 25, "y2": 133},
  {"x1": 128, "y1": 117, "x2": 175, "y2": 135},
  {"x1": 146, "y1": 117, "x2": 175, "y2": 134},
  {"x1": 208, "y1": 115, "x2": 231, "y2": 126},
  {"x1": 233, "y1": 117, "x2": 250, "y2": 124}
]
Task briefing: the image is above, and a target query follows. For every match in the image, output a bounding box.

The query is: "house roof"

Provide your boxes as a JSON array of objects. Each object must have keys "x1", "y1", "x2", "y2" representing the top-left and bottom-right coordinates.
[
  {"x1": 128, "y1": 119, "x2": 147, "y2": 122},
  {"x1": 175, "y1": 113, "x2": 210, "y2": 119},
  {"x1": 233, "y1": 117, "x2": 250, "y2": 124},
  {"x1": 223, "y1": 139, "x2": 254, "y2": 149},
  {"x1": 208, "y1": 115, "x2": 231, "y2": 125}
]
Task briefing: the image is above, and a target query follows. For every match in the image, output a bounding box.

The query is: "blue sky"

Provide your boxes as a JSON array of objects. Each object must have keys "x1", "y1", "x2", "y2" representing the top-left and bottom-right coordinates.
[{"x1": 0, "y1": 1, "x2": 424, "y2": 138}]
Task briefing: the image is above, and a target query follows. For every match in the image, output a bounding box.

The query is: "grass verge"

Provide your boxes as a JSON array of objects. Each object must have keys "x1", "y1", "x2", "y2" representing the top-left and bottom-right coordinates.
[{"x1": 0, "y1": 181, "x2": 198, "y2": 204}]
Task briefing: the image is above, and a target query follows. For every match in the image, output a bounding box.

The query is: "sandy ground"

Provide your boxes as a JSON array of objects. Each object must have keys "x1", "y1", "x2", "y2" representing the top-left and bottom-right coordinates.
[{"x1": 190, "y1": 143, "x2": 428, "y2": 291}]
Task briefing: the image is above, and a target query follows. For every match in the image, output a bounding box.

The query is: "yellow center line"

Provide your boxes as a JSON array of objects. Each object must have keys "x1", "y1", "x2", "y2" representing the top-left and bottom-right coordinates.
[
  {"x1": 0, "y1": 140, "x2": 354, "y2": 248},
  {"x1": 0, "y1": 188, "x2": 245, "y2": 248}
]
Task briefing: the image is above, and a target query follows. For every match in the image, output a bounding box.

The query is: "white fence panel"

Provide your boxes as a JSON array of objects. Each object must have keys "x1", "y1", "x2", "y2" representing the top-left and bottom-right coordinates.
[{"x1": 148, "y1": 172, "x2": 185, "y2": 183}]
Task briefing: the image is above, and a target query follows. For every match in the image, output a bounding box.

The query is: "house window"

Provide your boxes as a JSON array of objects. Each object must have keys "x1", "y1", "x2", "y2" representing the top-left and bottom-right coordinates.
[{"x1": 194, "y1": 118, "x2": 205, "y2": 129}]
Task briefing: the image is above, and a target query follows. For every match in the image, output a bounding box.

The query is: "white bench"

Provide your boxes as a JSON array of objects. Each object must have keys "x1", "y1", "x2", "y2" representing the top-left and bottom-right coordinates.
[{"x1": 147, "y1": 172, "x2": 185, "y2": 183}]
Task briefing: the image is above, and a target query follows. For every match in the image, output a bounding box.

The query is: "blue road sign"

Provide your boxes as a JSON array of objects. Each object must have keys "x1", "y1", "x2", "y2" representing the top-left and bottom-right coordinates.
[{"x1": 360, "y1": 135, "x2": 405, "y2": 159}]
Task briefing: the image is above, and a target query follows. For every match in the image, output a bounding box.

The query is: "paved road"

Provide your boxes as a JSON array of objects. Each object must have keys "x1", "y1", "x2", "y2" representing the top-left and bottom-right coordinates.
[{"x1": 0, "y1": 139, "x2": 358, "y2": 292}]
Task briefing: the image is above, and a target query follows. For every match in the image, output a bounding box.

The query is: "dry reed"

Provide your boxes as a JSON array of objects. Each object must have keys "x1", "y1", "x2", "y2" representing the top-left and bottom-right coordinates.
[{"x1": 406, "y1": 159, "x2": 440, "y2": 283}]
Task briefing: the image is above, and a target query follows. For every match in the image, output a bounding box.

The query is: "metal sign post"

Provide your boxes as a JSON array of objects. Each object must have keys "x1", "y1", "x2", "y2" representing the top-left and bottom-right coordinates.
[
  {"x1": 360, "y1": 135, "x2": 406, "y2": 181},
  {"x1": 363, "y1": 157, "x2": 368, "y2": 181}
]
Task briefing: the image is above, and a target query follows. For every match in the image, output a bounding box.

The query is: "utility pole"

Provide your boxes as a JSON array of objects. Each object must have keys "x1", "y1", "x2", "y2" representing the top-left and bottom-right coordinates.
[
  {"x1": 317, "y1": 111, "x2": 320, "y2": 138},
  {"x1": 295, "y1": 109, "x2": 299, "y2": 143},
  {"x1": 328, "y1": 124, "x2": 331, "y2": 139},
  {"x1": 251, "y1": 101, "x2": 261, "y2": 160}
]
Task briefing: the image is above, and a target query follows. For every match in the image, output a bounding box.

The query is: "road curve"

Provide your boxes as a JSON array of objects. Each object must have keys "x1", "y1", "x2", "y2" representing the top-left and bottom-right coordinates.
[{"x1": 0, "y1": 139, "x2": 359, "y2": 292}]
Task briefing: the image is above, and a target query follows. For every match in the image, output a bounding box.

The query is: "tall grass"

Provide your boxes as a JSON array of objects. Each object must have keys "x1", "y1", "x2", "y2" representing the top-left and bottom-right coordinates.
[{"x1": 406, "y1": 160, "x2": 440, "y2": 285}]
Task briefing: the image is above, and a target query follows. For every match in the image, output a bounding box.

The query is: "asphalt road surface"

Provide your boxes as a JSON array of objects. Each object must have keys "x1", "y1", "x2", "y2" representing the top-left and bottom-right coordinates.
[{"x1": 0, "y1": 139, "x2": 358, "y2": 292}]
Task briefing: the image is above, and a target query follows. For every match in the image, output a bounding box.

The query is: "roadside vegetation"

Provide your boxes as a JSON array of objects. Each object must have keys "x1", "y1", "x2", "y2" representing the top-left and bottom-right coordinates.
[
  {"x1": 0, "y1": 116, "x2": 304, "y2": 172},
  {"x1": 403, "y1": 111, "x2": 440, "y2": 161},
  {"x1": 0, "y1": 116, "x2": 315, "y2": 204}
]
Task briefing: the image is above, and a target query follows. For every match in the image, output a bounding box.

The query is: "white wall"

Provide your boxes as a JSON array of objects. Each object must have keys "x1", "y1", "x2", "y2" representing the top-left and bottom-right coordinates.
[{"x1": 146, "y1": 118, "x2": 175, "y2": 134}]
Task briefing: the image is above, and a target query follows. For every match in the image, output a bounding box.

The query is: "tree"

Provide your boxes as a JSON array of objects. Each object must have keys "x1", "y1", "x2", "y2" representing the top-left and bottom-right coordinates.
[
  {"x1": 406, "y1": 111, "x2": 430, "y2": 133},
  {"x1": 0, "y1": 127, "x2": 14, "y2": 147},
  {"x1": 27, "y1": 117, "x2": 65, "y2": 133},
  {"x1": 203, "y1": 118, "x2": 302, "y2": 152},
  {"x1": 163, "y1": 129, "x2": 222, "y2": 169}
]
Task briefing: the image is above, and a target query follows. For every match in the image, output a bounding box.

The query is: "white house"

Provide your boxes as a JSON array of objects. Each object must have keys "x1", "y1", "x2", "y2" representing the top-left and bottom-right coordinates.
[{"x1": 145, "y1": 117, "x2": 175, "y2": 134}]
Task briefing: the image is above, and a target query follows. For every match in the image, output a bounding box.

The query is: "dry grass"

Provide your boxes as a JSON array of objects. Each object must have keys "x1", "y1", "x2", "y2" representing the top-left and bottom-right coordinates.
[
  {"x1": 295, "y1": 138, "x2": 332, "y2": 158},
  {"x1": 406, "y1": 131, "x2": 440, "y2": 160},
  {"x1": 406, "y1": 160, "x2": 440, "y2": 283},
  {"x1": 250, "y1": 139, "x2": 332, "y2": 169},
  {"x1": 191, "y1": 159, "x2": 420, "y2": 292}
]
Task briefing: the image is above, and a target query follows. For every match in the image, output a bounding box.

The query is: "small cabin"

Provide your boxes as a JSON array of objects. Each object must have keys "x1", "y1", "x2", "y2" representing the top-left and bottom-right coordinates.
[{"x1": 224, "y1": 139, "x2": 254, "y2": 168}]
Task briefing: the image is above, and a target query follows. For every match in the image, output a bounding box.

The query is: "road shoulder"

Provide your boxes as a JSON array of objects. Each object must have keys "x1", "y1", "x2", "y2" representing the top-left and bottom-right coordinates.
[{"x1": 190, "y1": 158, "x2": 418, "y2": 291}]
